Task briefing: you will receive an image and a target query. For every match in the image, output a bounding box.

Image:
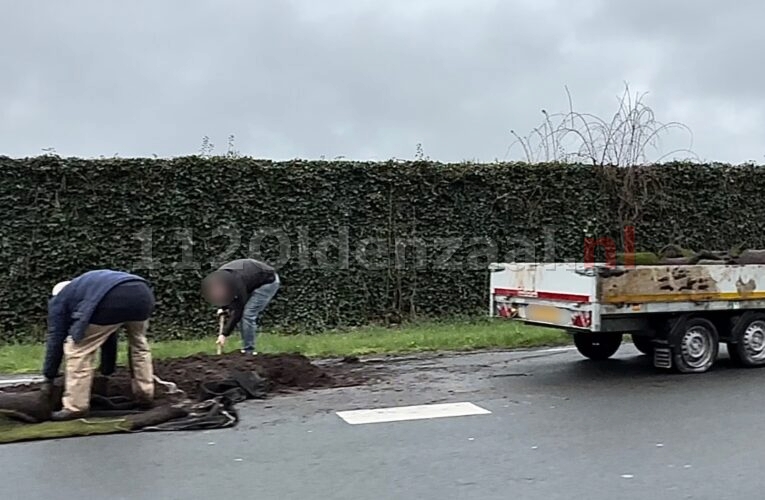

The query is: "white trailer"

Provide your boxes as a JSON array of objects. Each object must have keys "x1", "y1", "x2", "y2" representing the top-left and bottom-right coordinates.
[{"x1": 489, "y1": 262, "x2": 765, "y2": 373}]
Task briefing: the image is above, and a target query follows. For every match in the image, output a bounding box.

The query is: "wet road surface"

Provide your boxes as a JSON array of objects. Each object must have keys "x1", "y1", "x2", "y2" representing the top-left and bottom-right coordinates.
[{"x1": 2, "y1": 344, "x2": 764, "y2": 500}]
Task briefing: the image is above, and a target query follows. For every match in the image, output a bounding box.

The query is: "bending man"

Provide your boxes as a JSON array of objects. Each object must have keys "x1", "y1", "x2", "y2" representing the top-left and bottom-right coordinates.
[
  {"x1": 44, "y1": 269, "x2": 155, "y2": 421},
  {"x1": 201, "y1": 258, "x2": 280, "y2": 355}
]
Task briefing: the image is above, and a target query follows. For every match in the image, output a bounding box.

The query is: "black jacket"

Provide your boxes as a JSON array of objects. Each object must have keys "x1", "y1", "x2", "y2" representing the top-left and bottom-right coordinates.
[
  {"x1": 93, "y1": 281, "x2": 156, "y2": 376},
  {"x1": 205, "y1": 259, "x2": 276, "y2": 336}
]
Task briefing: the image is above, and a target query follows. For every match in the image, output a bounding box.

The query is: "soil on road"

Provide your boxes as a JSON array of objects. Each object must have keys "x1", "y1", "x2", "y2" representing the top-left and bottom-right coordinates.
[
  {"x1": 0, "y1": 352, "x2": 378, "y2": 406},
  {"x1": 1, "y1": 345, "x2": 764, "y2": 500}
]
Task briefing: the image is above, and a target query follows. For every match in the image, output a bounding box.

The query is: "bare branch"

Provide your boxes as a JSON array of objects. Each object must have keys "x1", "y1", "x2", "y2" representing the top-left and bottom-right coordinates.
[
  {"x1": 507, "y1": 82, "x2": 695, "y2": 168},
  {"x1": 504, "y1": 82, "x2": 698, "y2": 234}
]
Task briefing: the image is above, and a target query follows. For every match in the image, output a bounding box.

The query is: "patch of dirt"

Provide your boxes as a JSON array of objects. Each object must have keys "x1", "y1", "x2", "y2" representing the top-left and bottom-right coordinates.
[
  {"x1": 147, "y1": 352, "x2": 368, "y2": 397},
  {"x1": 1, "y1": 353, "x2": 376, "y2": 406}
]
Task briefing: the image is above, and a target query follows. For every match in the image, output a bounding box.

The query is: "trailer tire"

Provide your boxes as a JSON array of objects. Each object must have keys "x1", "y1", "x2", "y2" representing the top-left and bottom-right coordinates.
[
  {"x1": 574, "y1": 333, "x2": 622, "y2": 361},
  {"x1": 727, "y1": 314, "x2": 765, "y2": 367},
  {"x1": 671, "y1": 318, "x2": 719, "y2": 374},
  {"x1": 631, "y1": 335, "x2": 654, "y2": 356}
]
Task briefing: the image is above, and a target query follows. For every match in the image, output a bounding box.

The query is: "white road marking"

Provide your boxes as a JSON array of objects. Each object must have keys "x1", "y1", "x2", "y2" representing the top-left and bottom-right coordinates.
[
  {"x1": 336, "y1": 402, "x2": 492, "y2": 425},
  {"x1": 530, "y1": 346, "x2": 576, "y2": 354}
]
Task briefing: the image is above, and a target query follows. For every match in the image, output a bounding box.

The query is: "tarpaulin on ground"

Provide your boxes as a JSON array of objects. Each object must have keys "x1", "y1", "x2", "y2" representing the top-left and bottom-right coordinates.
[{"x1": 0, "y1": 370, "x2": 270, "y2": 444}]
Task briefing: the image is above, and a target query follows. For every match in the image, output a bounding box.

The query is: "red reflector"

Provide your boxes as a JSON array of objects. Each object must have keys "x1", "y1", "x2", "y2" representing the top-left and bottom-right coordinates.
[
  {"x1": 571, "y1": 311, "x2": 592, "y2": 327},
  {"x1": 496, "y1": 304, "x2": 518, "y2": 319}
]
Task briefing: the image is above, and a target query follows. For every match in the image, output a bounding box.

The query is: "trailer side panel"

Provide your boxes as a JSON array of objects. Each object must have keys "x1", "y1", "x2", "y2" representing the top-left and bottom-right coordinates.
[{"x1": 597, "y1": 265, "x2": 765, "y2": 304}]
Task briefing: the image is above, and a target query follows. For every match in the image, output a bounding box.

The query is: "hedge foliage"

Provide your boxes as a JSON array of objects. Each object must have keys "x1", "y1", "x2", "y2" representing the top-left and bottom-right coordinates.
[{"x1": 2, "y1": 156, "x2": 764, "y2": 342}]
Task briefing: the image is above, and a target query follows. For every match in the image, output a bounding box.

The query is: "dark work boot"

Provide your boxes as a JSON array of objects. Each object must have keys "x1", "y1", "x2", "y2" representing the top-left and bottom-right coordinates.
[{"x1": 51, "y1": 409, "x2": 88, "y2": 421}]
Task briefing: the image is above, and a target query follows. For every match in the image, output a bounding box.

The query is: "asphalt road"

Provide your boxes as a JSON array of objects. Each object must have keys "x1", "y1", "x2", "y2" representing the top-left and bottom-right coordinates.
[{"x1": 2, "y1": 344, "x2": 765, "y2": 500}]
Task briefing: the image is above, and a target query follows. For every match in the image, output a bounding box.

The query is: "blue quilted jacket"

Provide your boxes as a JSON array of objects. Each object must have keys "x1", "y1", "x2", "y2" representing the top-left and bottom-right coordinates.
[{"x1": 43, "y1": 270, "x2": 147, "y2": 380}]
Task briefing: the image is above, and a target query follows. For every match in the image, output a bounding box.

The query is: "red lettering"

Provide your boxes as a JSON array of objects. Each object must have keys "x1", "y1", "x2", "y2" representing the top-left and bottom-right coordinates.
[
  {"x1": 584, "y1": 236, "x2": 617, "y2": 268},
  {"x1": 584, "y1": 226, "x2": 636, "y2": 268},
  {"x1": 623, "y1": 226, "x2": 635, "y2": 268},
  {"x1": 583, "y1": 237, "x2": 595, "y2": 267}
]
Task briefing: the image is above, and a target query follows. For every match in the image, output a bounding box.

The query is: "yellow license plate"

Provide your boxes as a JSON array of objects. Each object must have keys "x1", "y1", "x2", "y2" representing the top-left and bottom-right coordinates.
[{"x1": 526, "y1": 305, "x2": 563, "y2": 324}]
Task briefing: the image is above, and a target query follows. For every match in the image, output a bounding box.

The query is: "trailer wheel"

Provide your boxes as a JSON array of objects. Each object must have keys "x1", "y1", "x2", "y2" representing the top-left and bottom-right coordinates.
[
  {"x1": 631, "y1": 335, "x2": 654, "y2": 356},
  {"x1": 574, "y1": 333, "x2": 622, "y2": 361},
  {"x1": 671, "y1": 318, "x2": 719, "y2": 373},
  {"x1": 728, "y1": 314, "x2": 765, "y2": 367}
]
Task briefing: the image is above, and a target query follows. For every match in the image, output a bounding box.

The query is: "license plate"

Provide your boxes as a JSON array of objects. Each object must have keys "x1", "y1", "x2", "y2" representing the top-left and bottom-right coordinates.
[{"x1": 526, "y1": 305, "x2": 563, "y2": 324}]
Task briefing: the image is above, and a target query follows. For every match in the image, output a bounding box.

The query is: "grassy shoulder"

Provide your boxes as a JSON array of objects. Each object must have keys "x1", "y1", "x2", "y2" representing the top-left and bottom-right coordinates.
[{"x1": 0, "y1": 320, "x2": 569, "y2": 374}]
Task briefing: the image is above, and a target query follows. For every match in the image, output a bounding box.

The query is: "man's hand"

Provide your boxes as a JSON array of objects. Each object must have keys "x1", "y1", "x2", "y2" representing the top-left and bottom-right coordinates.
[
  {"x1": 216, "y1": 334, "x2": 227, "y2": 347},
  {"x1": 216, "y1": 308, "x2": 227, "y2": 318}
]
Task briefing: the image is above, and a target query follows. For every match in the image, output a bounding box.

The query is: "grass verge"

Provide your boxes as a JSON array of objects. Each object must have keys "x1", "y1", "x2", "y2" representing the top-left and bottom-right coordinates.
[
  {"x1": 0, "y1": 320, "x2": 569, "y2": 374},
  {"x1": 0, "y1": 415, "x2": 129, "y2": 444}
]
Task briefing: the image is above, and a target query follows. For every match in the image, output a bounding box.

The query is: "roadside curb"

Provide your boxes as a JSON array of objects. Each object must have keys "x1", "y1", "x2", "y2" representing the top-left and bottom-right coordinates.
[{"x1": 0, "y1": 375, "x2": 43, "y2": 388}]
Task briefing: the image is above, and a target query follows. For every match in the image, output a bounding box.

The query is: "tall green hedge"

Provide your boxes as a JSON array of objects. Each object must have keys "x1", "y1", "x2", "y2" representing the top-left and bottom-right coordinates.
[{"x1": 2, "y1": 156, "x2": 764, "y2": 342}]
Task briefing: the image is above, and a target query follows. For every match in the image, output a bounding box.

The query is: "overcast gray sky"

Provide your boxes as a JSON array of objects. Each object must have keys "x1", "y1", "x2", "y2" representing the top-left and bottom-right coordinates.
[{"x1": 1, "y1": 0, "x2": 762, "y2": 163}]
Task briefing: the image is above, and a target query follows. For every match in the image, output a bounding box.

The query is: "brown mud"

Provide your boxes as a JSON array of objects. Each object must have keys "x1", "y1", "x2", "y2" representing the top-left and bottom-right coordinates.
[
  {"x1": 0, "y1": 353, "x2": 374, "y2": 409},
  {"x1": 148, "y1": 352, "x2": 369, "y2": 396}
]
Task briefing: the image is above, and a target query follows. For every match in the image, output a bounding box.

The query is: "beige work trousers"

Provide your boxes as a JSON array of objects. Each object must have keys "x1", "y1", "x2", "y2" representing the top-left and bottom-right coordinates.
[{"x1": 62, "y1": 321, "x2": 154, "y2": 413}]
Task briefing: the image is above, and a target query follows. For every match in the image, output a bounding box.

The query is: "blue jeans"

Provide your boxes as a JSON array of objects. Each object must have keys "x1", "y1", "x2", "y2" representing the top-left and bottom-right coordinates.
[{"x1": 241, "y1": 274, "x2": 280, "y2": 352}]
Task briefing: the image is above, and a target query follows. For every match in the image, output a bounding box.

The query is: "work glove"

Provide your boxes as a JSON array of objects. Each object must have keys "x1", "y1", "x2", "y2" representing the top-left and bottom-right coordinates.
[{"x1": 216, "y1": 308, "x2": 227, "y2": 318}]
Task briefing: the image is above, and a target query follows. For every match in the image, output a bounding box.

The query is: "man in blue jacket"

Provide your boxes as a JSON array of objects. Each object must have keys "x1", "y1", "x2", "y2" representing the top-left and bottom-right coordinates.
[{"x1": 44, "y1": 269, "x2": 156, "y2": 421}]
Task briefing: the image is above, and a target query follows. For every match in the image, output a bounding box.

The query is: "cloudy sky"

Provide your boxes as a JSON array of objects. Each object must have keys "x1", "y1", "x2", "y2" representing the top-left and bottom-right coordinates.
[{"x1": 2, "y1": 0, "x2": 762, "y2": 163}]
